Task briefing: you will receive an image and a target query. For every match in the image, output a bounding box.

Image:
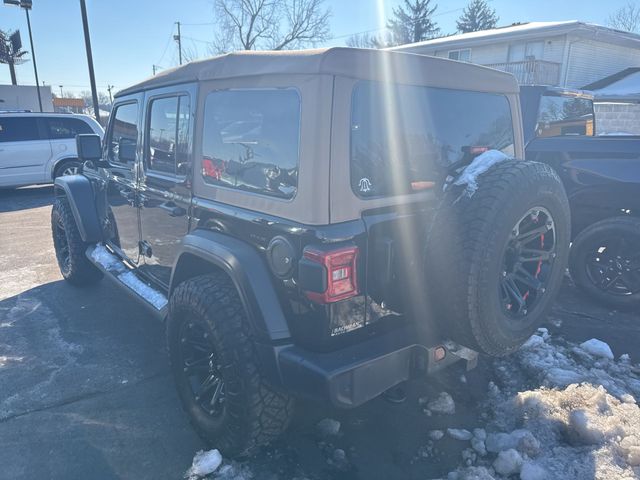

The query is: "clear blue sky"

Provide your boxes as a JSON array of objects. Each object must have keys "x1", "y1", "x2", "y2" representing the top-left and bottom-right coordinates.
[{"x1": 0, "y1": 0, "x2": 634, "y2": 96}]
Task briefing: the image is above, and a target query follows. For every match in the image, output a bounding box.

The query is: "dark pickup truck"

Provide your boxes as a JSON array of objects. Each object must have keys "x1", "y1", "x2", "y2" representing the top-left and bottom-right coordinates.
[{"x1": 521, "y1": 86, "x2": 640, "y2": 309}]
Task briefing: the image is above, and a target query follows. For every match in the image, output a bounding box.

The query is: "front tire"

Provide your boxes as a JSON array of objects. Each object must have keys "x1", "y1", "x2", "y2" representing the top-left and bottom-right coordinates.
[
  {"x1": 51, "y1": 196, "x2": 103, "y2": 285},
  {"x1": 569, "y1": 216, "x2": 640, "y2": 310},
  {"x1": 167, "y1": 273, "x2": 294, "y2": 457}
]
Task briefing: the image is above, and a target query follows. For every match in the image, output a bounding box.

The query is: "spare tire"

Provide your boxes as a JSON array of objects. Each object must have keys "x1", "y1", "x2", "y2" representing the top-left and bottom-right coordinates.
[{"x1": 425, "y1": 160, "x2": 570, "y2": 357}]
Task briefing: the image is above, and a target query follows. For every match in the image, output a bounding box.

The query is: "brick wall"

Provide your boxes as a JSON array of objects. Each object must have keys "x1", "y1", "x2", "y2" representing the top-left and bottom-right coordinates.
[{"x1": 595, "y1": 103, "x2": 640, "y2": 135}]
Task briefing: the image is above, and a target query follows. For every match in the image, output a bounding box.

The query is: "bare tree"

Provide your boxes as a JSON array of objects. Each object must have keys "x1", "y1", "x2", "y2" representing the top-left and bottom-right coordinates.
[
  {"x1": 608, "y1": 2, "x2": 640, "y2": 33},
  {"x1": 345, "y1": 32, "x2": 389, "y2": 49},
  {"x1": 212, "y1": 0, "x2": 330, "y2": 53}
]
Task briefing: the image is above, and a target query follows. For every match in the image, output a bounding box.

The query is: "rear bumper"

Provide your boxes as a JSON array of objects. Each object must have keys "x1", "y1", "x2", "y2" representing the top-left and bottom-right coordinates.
[{"x1": 277, "y1": 326, "x2": 477, "y2": 408}]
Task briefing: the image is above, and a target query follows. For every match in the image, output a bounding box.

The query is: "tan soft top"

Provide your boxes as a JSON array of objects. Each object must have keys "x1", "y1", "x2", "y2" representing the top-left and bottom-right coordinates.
[{"x1": 116, "y1": 47, "x2": 518, "y2": 97}]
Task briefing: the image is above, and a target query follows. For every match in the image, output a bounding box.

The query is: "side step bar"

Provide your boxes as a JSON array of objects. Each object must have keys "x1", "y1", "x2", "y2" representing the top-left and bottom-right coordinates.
[{"x1": 86, "y1": 244, "x2": 168, "y2": 319}]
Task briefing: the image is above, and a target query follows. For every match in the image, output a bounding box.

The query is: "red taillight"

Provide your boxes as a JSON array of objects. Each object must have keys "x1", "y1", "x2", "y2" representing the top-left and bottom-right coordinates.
[{"x1": 303, "y1": 246, "x2": 359, "y2": 304}]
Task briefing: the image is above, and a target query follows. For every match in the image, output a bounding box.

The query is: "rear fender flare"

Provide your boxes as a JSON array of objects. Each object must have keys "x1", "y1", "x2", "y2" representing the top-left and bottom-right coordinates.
[
  {"x1": 169, "y1": 229, "x2": 291, "y2": 343},
  {"x1": 54, "y1": 175, "x2": 102, "y2": 243}
]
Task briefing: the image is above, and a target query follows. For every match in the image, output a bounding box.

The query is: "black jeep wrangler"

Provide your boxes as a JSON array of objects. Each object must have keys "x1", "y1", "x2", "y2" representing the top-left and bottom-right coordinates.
[
  {"x1": 51, "y1": 48, "x2": 570, "y2": 455},
  {"x1": 521, "y1": 86, "x2": 640, "y2": 309}
]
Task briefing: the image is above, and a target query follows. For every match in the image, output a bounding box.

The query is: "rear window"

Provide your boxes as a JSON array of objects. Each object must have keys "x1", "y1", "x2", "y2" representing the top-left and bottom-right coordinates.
[
  {"x1": 536, "y1": 95, "x2": 594, "y2": 137},
  {"x1": 0, "y1": 117, "x2": 40, "y2": 143},
  {"x1": 201, "y1": 89, "x2": 300, "y2": 199},
  {"x1": 351, "y1": 81, "x2": 515, "y2": 198},
  {"x1": 46, "y1": 117, "x2": 93, "y2": 139}
]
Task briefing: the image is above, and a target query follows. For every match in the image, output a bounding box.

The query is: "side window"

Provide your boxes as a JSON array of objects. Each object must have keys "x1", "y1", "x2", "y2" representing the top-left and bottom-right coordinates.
[
  {"x1": 0, "y1": 117, "x2": 40, "y2": 143},
  {"x1": 46, "y1": 118, "x2": 93, "y2": 140},
  {"x1": 107, "y1": 102, "x2": 139, "y2": 165},
  {"x1": 536, "y1": 95, "x2": 594, "y2": 137},
  {"x1": 201, "y1": 89, "x2": 300, "y2": 199},
  {"x1": 146, "y1": 95, "x2": 191, "y2": 176},
  {"x1": 351, "y1": 81, "x2": 515, "y2": 198},
  {"x1": 448, "y1": 49, "x2": 471, "y2": 62}
]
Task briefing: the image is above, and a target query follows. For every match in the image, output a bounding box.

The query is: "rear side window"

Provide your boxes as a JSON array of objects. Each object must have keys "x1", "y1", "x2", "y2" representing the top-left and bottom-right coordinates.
[
  {"x1": 46, "y1": 117, "x2": 93, "y2": 139},
  {"x1": 536, "y1": 95, "x2": 594, "y2": 137},
  {"x1": 201, "y1": 89, "x2": 300, "y2": 199},
  {"x1": 350, "y1": 81, "x2": 515, "y2": 198},
  {"x1": 0, "y1": 117, "x2": 40, "y2": 143},
  {"x1": 107, "y1": 102, "x2": 139, "y2": 165},
  {"x1": 146, "y1": 95, "x2": 191, "y2": 176}
]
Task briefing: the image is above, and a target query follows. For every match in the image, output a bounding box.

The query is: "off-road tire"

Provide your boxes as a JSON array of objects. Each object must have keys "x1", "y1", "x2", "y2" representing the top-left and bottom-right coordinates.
[
  {"x1": 569, "y1": 216, "x2": 640, "y2": 310},
  {"x1": 167, "y1": 273, "x2": 294, "y2": 457},
  {"x1": 51, "y1": 196, "x2": 103, "y2": 285},
  {"x1": 425, "y1": 160, "x2": 570, "y2": 356},
  {"x1": 53, "y1": 159, "x2": 83, "y2": 179}
]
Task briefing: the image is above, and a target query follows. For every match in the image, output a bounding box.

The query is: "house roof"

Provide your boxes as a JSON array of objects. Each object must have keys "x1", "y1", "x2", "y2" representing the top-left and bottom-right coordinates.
[
  {"x1": 391, "y1": 21, "x2": 640, "y2": 52},
  {"x1": 116, "y1": 47, "x2": 519, "y2": 97},
  {"x1": 583, "y1": 68, "x2": 640, "y2": 103}
]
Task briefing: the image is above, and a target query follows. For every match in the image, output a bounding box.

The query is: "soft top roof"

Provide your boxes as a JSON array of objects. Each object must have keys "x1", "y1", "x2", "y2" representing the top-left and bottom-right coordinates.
[{"x1": 116, "y1": 47, "x2": 519, "y2": 98}]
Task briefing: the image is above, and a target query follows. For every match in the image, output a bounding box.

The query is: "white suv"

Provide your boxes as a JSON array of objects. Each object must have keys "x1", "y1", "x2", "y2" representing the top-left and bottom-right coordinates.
[{"x1": 0, "y1": 112, "x2": 104, "y2": 188}]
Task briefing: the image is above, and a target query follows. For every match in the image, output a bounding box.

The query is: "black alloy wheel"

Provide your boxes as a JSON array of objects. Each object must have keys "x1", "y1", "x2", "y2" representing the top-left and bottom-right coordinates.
[
  {"x1": 500, "y1": 207, "x2": 557, "y2": 319},
  {"x1": 585, "y1": 235, "x2": 640, "y2": 297},
  {"x1": 179, "y1": 319, "x2": 226, "y2": 418}
]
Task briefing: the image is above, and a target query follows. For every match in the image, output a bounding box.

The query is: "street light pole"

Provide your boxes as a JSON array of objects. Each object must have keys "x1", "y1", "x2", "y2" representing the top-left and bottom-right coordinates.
[
  {"x1": 23, "y1": 6, "x2": 42, "y2": 112},
  {"x1": 174, "y1": 22, "x2": 182, "y2": 65},
  {"x1": 79, "y1": 0, "x2": 100, "y2": 123}
]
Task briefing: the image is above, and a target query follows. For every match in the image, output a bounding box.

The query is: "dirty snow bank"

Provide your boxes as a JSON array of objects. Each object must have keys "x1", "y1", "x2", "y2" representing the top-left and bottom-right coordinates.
[{"x1": 446, "y1": 331, "x2": 640, "y2": 479}]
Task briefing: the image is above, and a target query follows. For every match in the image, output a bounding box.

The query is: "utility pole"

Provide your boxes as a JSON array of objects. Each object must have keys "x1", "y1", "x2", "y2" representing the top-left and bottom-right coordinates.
[
  {"x1": 107, "y1": 84, "x2": 113, "y2": 105},
  {"x1": 58, "y1": 84, "x2": 63, "y2": 97},
  {"x1": 174, "y1": 21, "x2": 182, "y2": 65},
  {"x1": 79, "y1": 0, "x2": 100, "y2": 123},
  {"x1": 23, "y1": 4, "x2": 42, "y2": 112}
]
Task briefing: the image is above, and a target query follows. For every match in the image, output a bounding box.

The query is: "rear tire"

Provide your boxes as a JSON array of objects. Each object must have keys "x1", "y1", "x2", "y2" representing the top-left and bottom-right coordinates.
[
  {"x1": 54, "y1": 159, "x2": 83, "y2": 179},
  {"x1": 569, "y1": 216, "x2": 640, "y2": 310},
  {"x1": 51, "y1": 196, "x2": 103, "y2": 286},
  {"x1": 425, "y1": 160, "x2": 570, "y2": 356},
  {"x1": 167, "y1": 273, "x2": 294, "y2": 456}
]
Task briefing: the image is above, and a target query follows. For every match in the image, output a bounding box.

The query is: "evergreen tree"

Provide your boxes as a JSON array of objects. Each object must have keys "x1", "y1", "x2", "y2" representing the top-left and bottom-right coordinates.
[
  {"x1": 456, "y1": 0, "x2": 499, "y2": 33},
  {"x1": 387, "y1": 0, "x2": 441, "y2": 46}
]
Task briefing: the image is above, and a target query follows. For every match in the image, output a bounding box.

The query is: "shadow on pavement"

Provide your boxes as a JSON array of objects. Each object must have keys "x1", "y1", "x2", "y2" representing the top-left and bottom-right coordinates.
[{"x1": 0, "y1": 185, "x2": 54, "y2": 213}]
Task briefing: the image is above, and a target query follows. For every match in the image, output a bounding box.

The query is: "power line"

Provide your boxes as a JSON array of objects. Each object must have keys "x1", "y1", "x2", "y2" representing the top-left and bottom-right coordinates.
[{"x1": 155, "y1": 24, "x2": 175, "y2": 66}]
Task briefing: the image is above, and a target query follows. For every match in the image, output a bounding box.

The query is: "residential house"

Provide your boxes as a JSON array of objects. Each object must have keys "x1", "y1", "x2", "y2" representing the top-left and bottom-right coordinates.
[
  {"x1": 392, "y1": 21, "x2": 640, "y2": 89},
  {"x1": 392, "y1": 21, "x2": 640, "y2": 134}
]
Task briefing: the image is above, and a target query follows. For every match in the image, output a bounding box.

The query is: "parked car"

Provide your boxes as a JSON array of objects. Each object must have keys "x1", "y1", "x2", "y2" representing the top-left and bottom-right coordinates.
[
  {"x1": 520, "y1": 86, "x2": 640, "y2": 309},
  {"x1": 50, "y1": 48, "x2": 570, "y2": 455},
  {"x1": 0, "y1": 111, "x2": 104, "y2": 188}
]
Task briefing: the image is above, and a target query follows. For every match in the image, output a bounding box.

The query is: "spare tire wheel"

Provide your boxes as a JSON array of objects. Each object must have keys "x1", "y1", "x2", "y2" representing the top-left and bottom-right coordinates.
[{"x1": 425, "y1": 160, "x2": 570, "y2": 357}]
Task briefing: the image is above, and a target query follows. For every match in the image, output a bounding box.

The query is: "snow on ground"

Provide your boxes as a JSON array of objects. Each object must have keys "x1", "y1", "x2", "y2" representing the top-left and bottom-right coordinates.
[
  {"x1": 185, "y1": 450, "x2": 222, "y2": 479},
  {"x1": 445, "y1": 330, "x2": 640, "y2": 479}
]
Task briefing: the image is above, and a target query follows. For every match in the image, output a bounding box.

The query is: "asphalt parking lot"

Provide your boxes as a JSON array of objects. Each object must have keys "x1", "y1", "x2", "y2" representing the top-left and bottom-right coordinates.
[{"x1": 1, "y1": 186, "x2": 639, "y2": 480}]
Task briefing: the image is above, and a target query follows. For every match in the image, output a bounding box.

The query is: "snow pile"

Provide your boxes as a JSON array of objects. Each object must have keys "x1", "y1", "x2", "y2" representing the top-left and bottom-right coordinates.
[
  {"x1": 579, "y1": 338, "x2": 614, "y2": 360},
  {"x1": 445, "y1": 332, "x2": 640, "y2": 479},
  {"x1": 186, "y1": 449, "x2": 222, "y2": 479},
  {"x1": 316, "y1": 418, "x2": 341, "y2": 437},
  {"x1": 422, "y1": 391, "x2": 456, "y2": 415}
]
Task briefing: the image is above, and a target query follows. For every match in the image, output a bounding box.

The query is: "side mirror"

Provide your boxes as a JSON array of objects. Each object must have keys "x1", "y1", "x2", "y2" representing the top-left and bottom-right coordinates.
[
  {"x1": 76, "y1": 134, "x2": 103, "y2": 163},
  {"x1": 118, "y1": 138, "x2": 137, "y2": 163}
]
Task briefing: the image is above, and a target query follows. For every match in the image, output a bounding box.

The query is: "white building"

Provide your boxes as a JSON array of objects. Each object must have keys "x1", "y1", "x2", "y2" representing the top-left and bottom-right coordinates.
[
  {"x1": 392, "y1": 21, "x2": 640, "y2": 90},
  {"x1": 0, "y1": 84, "x2": 54, "y2": 112}
]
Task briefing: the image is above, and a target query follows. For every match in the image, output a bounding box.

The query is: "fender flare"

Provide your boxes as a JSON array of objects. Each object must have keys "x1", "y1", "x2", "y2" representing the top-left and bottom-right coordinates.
[
  {"x1": 54, "y1": 175, "x2": 103, "y2": 243},
  {"x1": 169, "y1": 229, "x2": 292, "y2": 343}
]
